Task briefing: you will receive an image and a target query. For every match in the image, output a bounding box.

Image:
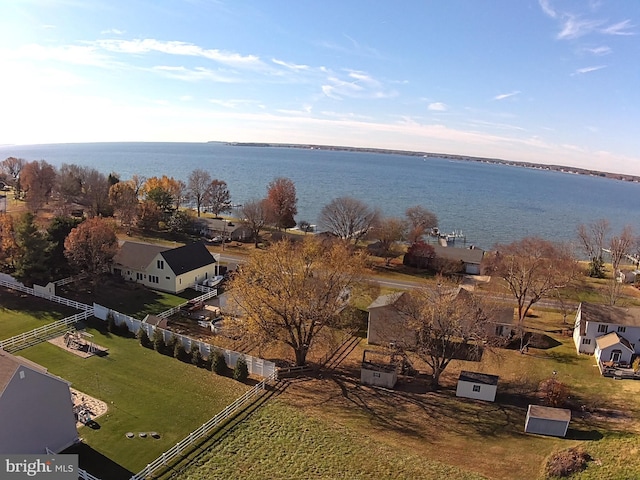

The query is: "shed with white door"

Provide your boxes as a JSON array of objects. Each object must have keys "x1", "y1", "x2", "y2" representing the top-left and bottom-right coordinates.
[{"x1": 455, "y1": 371, "x2": 499, "y2": 402}]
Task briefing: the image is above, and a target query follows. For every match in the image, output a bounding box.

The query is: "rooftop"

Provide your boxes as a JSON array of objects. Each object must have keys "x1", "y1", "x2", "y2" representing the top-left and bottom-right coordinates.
[{"x1": 580, "y1": 302, "x2": 640, "y2": 327}]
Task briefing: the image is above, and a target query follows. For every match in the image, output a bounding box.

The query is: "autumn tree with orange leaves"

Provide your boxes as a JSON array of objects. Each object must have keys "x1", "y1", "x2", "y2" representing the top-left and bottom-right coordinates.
[
  {"x1": 266, "y1": 177, "x2": 297, "y2": 230},
  {"x1": 64, "y1": 218, "x2": 118, "y2": 279}
]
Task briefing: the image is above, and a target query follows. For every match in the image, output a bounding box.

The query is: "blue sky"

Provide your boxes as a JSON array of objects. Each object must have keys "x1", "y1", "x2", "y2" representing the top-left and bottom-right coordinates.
[{"x1": 1, "y1": 1, "x2": 639, "y2": 174}]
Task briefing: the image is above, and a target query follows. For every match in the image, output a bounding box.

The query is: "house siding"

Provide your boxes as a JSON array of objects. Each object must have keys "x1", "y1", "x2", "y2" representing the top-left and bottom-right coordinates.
[
  {"x1": 573, "y1": 304, "x2": 640, "y2": 355},
  {"x1": 0, "y1": 366, "x2": 77, "y2": 454}
]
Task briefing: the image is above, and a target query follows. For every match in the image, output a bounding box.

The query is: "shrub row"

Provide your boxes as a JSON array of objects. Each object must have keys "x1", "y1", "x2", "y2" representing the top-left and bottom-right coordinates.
[{"x1": 136, "y1": 326, "x2": 248, "y2": 382}]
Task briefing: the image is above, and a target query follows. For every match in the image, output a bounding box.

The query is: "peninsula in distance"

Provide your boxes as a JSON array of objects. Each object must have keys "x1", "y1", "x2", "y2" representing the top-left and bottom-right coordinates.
[{"x1": 226, "y1": 142, "x2": 640, "y2": 184}]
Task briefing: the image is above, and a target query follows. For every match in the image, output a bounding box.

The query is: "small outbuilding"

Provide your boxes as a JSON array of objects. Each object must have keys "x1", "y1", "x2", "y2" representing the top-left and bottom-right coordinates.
[
  {"x1": 456, "y1": 371, "x2": 499, "y2": 402},
  {"x1": 360, "y1": 350, "x2": 398, "y2": 389},
  {"x1": 524, "y1": 405, "x2": 571, "y2": 437}
]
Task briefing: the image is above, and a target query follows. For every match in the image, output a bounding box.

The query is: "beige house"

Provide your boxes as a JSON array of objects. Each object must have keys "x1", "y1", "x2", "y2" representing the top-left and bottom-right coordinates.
[
  {"x1": 112, "y1": 241, "x2": 219, "y2": 294},
  {"x1": 0, "y1": 351, "x2": 78, "y2": 454}
]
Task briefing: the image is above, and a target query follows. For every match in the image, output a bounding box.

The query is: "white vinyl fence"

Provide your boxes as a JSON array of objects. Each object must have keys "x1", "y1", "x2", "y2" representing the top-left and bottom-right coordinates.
[
  {"x1": 155, "y1": 287, "x2": 218, "y2": 319},
  {"x1": 0, "y1": 278, "x2": 92, "y2": 311},
  {"x1": 130, "y1": 370, "x2": 278, "y2": 480},
  {"x1": 93, "y1": 304, "x2": 277, "y2": 378}
]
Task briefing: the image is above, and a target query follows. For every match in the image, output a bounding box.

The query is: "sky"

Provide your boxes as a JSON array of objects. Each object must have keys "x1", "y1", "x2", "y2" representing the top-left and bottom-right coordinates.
[{"x1": 1, "y1": 0, "x2": 639, "y2": 174}]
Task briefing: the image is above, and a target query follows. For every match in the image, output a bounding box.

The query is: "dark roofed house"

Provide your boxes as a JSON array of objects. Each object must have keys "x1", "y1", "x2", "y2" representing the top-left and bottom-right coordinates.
[
  {"x1": 112, "y1": 241, "x2": 219, "y2": 293},
  {"x1": 0, "y1": 351, "x2": 78, "y2": 454}
]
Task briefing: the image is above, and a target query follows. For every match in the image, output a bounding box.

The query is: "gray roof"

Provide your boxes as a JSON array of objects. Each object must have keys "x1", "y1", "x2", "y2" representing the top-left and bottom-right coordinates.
[
  {"x1": 113, "y1": 241, "x2": 169, "y2": 270},
  {"x1": 367, "y1": 292, "x2": 407, "y2": 310},
  {"x1": 527, "y1": 405, "x2": 571, "y2": 422},
  {"x1": 0, "y1": 351, "x2": 57, "y2": 396},
  {"x1": 432, "y1": 245, "x2": 484, "y2": 264},
  {"x1": 458, "y1": 371, "x2": 499, "y2": 386},
  {"x1": 580, "y1": 302, "x2": 640, "y2": 327}
]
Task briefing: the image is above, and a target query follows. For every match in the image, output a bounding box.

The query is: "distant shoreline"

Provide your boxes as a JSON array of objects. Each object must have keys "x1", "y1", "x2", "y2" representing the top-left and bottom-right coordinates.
[{"x1": 227, "y1": 142, "x2": 640, "y2": 183}]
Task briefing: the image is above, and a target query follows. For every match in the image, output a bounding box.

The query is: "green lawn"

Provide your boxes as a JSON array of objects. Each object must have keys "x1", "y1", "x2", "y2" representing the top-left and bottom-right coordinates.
[
  {"x1": 58, "y1": 279, "x2": 198, "y2": 318},
  {"x1": 0, "y1": 288, "x2": 77, "y2": 338},
  {"x1": 19, "y1": 319, "x2": 249, "y2": 476}
]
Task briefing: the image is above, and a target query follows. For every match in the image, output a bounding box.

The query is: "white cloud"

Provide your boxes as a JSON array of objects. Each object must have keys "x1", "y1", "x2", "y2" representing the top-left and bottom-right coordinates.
[
  {"x1": 571, "y1": 65, "x2": 606, "y2": 75},
  {"x1": 151, "y1": 65, "x2": 238, "y2": 83},
  {"x1": 428, "y1": 102, "x2": 448, "y2": 111},
  {"x1": 493, "y1": 91, "x2": 520, "y2": 101},
  {"x1": 600, "y1": 19, "x2": 635, "y2": 36},
  {"x1": 557, "y1": 16, "x2": 602, "y2": 39},
  {"x1": 585, "y1": 45, "x2": 611, "y2": 55},
  {"x1": 271, "y1": 58, "x2": 309, "y2": 71},
  {"x1": 0, "y1": 43, "x2": 112, "y2": 67},
  {"x1": 321, "y1": 70, "x2": 397, "y2": 100},
  {"x1": 101, "y1": 28, "x2": 125, "y2": 35},
  {"x1": 538, "y1": 0, "x2": 557, "y2": 19},
  {"x1": 95, "y1": 39, "x2": 264, "y2": 69}
]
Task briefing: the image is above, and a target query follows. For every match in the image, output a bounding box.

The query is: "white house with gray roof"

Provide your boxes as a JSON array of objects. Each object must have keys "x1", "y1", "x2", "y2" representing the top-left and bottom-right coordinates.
[
  {"x1": 573, "y1": 302, "x2": 640, "y2": 354},
  {"x1": 112, "y1": 241, "x2": 219, "y2": 294},
  {"x1": 0, "y1": 351, "x2": 78, "y2": 454}
]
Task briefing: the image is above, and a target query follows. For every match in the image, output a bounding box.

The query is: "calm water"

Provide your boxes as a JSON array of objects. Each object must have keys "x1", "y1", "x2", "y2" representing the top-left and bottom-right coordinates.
[{"x1": 1, "y1": 142, "x2": 639, "y2": 250}]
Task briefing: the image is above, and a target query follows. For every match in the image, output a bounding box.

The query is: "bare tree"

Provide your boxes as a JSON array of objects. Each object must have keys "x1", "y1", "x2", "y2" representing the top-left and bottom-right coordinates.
[
  {"x1": 241, "y1": 198, "x2": 269, "y2": 247},
  {"x1": 372, "y1": 217, "x2": 407, "y2": 265},
  {"x1": 484, "y1": 237, "x2": 578, "y2": 350},
  {"x1": 607, "y1": 226, "x2": 635, "y2": 305},
  {"x1": 187, "y1": 169, "x2": 211, "y2": 217},
  {"x1": 204, "y1": 179, "x2": 231, "y2": 218},
  {"x1": 319, "y1": 196, "x2": 380, "y2": 245},
  {"x1": 109, "y1": 181, "x2": 139, "y2": 232},
  {"x1": 405, "y1": 205, "x2": 438, "y2": 243},
  {"x1": 1, "y1": 157, "x2": 26, "y2": 192},
  {"x1": 394, "y1": 282, "x2": 492, "y2": 387},
  {"x1": 266, "y1": 177, "x2": 298, "y2": 229},
  {"x1": 577, "y1": 219, "x2": 609, "y2": 278},
  {"x1": 228, "y1": 237, "x2": 367, "y2": 366}
]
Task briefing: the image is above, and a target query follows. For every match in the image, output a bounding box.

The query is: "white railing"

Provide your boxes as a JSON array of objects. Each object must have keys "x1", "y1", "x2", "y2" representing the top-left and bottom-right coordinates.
[
  {"x1": 53, "y1": 272, "x2": 90, "y2": 287},
  {"x1": 0, "y1": 309, "x2": 94, "y2": 353},
  {"x1": 130, "y1": 370, "x2": 278, "y2": 480},
  {"x1": 156, "y1": 288, "x2": 218, "y2": 319},
  {"x1": 0, "y1": 279, "x2": 92, "y2": 311},
  {"x1": 77, "y1": 469, "x2": 103, "y2": 480}
]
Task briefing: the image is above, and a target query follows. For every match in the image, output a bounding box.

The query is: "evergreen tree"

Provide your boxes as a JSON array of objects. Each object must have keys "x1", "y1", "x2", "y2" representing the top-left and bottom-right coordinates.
[{"x1": 14, "y1": 212, "x2": 50, "y2": 285}]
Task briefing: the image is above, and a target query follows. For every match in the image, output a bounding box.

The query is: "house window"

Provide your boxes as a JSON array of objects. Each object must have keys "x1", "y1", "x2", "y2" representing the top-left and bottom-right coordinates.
[
  {"x1": 618, "y1": 326, "x2": 626, "y2": 333},
  {"x1": 166, "y1": 276, "x2": 170, "y2": 280},
  {"x1": 582, "y1": 338, "x2": 592, "y2": 345},
  {"x1": 472, "y1": 385, "x2": 481, "y2": 392},
  {"x1": 157, "y1": 260, "x2": 164, "y2": 270},
  {"x1": 598, "y1": 324, "x2": 608, "y2": 333},
  {"x1": 373, "y1": 372, "x2": 381, "y2": 378}
]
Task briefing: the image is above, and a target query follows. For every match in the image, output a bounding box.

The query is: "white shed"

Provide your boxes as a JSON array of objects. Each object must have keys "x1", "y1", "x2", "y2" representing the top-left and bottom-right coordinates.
[
  {"x1": 524, "y1": 405, "x2": 571, "y2": 437},
  {"x1": 361, "y1": 361, "x2": 397, "y2": 389},
  {"x1": 456, "y1": 371, "x2": 499, "y2": 402}
]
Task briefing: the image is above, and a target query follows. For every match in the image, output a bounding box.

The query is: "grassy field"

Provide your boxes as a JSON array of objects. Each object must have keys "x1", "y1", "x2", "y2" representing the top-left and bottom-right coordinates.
[
  {"x1": 0, "y1": 287, "x2": 77, "y2": 338},
  {"x1": 19, "y1": 317, "x2": 250, "y2": 476},
  {"x1": 173, "y1": 307, "x2": 640, "y2": 480}
]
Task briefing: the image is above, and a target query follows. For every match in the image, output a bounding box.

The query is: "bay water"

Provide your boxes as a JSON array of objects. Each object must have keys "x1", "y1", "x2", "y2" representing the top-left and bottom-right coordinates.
[{"x1": 1, "y1": 142, "x2": 638, "y2": 250}]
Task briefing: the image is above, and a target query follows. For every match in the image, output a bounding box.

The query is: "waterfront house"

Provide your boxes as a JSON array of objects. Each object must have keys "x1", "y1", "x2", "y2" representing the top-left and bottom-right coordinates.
[
  {"x1": 366, "y1": 288, "x2": 513, "y2": 347},
  {"x1": 112, "y1": 241, "x2": 219, "y2": 294},
  {"x1": 432, "y1": 245, "x2": 485, "y2": 275},
  {"x1": 573, "y1": 302, "x2": 640, "y2": 361},
  {"x1": 0, "y1": 351, "x2": 78, "y2": 454}
]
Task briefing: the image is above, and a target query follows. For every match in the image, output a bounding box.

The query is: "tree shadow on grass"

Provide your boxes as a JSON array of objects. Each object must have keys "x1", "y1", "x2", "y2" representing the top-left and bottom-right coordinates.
[{"x1": 62, "y1": 442, "x2": 133, "y2": 480}]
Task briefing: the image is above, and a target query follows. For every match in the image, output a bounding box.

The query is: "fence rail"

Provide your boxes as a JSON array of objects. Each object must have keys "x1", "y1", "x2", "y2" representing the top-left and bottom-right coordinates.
[
  {"x1": 156, "y1": 288, "x2": 218, "y2": 319},
  {"x1": 0, "y1": 279, "x2": 92, "y2": 311},
  {"x1": 131, "y1": 370, "x2": 278, "y2": 480},
  {"x1": 0, "y1": 309, "x2": 94, "y2": 353}
]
